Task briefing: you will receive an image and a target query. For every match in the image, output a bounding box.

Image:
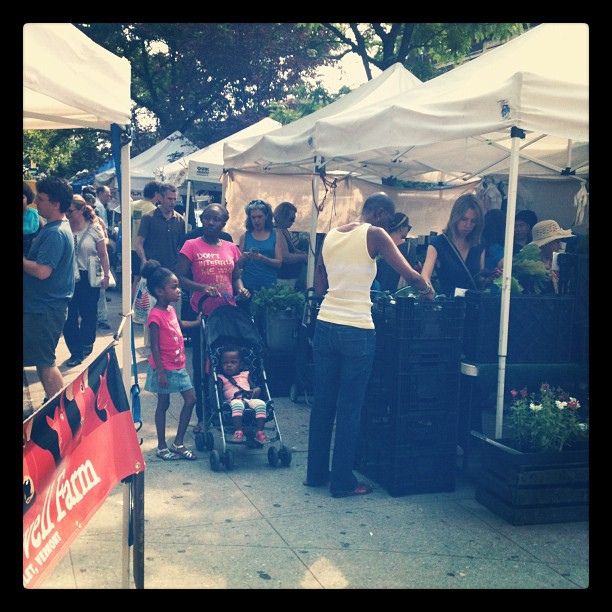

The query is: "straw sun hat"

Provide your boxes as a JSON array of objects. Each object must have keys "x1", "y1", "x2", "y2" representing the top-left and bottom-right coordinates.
[{"x1": 529, "y1": 219, "x2": 573, "y2": 247}]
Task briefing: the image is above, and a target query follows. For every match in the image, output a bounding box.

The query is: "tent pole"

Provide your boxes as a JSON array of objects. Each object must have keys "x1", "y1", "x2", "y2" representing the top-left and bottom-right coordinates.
[
  {"x1": 221, "y1": 172, "x2": 227, "y2": 206},
  {"x1": 185, "y1": 180, "x2": 192, "y2": 231},
  {"x1": 119, "y1": 136, "x2": 133, "y2": 588},
  {"x1": 307, "y1": 158, "x2": 321, "y2": 288},
  {"x1": 495, "y1": 127, "x2": 524, "y2": 439}
]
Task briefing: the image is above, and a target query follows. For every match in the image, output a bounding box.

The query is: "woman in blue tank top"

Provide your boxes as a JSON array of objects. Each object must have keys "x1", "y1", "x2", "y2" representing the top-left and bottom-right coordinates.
[{"x1": 238, "y1": 200, "x2": 287, "y2": 292}]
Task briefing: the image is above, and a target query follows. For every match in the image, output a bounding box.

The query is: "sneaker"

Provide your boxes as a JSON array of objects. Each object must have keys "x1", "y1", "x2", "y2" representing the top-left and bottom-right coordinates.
[
  {"x1": 98, "y1": 322, "x2": 111, "y2": 330},
  {"x1": 255, "y1": 430, "x2": 267, "y2": 444},
  {"x1": 233, "y1": 430, "x2": 245, "y2": 442}
]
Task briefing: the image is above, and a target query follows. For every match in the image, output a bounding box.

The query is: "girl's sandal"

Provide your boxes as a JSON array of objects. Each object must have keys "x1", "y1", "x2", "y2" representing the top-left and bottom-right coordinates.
[
  {"x1": 156, "y1": 448, "x2": 180, "y2": 461},
  {"x1": 171, "y1": 443, "x2": 197, "y2": 460}
]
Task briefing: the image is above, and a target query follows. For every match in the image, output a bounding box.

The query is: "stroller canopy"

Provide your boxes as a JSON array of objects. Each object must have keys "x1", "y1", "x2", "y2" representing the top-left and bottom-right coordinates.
[{"x1": 205, "y1": 305, "x2": 263, "y2": 351}]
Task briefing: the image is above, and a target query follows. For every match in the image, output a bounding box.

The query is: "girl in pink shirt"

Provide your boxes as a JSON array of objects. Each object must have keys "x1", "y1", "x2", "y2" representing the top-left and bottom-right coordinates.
[{"x1": 142, "y1": 260, "x2": 201, "y2": 460}]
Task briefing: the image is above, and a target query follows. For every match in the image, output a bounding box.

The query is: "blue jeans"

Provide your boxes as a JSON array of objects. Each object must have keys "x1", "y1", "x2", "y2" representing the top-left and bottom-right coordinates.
[{"x1": 306, "y1": 320, "x2": 376, "y2": 494}]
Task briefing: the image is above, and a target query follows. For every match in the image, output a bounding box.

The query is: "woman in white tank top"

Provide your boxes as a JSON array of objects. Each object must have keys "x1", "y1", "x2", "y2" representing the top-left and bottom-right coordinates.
[{"x1": 305, "y1": 193, "x2": 434, "y2": 497}]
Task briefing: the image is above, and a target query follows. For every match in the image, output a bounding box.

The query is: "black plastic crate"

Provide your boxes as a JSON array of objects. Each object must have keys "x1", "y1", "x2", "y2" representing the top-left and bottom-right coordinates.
[
  {"x1": 463, "y1": 292, "x2": 575, "y2": 363},
  {"x1": 395, "y1": 296, "x2": 466, "y2": 340},
  {"x1": 394, "y1": 361, "x2": 460, "y2": 413},
  {"x1": 360, "y1": 447, "x2": 457, "y2": 496},
  {"x1": 391, "y1": 410, "x2": 459, "y2": 449},
  {"x1": 397, "y1": 338, "x2": 463, "y2": 364}
]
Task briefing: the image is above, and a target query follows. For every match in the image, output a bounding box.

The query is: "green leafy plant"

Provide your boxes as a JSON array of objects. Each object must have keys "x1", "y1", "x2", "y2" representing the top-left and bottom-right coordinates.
[
  {"x1": 251, "y1": 284, "x2": 305, "y2": 319},
  {"x1": 495, "y1": 244, "x2": 549, "y2": 295},
  {"x1": 507, "y1": 384, "x2": 588, "y2": 452}
]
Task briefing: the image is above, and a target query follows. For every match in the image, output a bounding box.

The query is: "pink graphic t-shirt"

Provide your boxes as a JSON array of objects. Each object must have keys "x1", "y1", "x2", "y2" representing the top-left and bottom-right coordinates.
[
  {"x1": 146, "y1": 305, "x2": 186, "y2": 370},
  {"x1": 180, "y1": 238, "x2": 242, "y2": 316}
]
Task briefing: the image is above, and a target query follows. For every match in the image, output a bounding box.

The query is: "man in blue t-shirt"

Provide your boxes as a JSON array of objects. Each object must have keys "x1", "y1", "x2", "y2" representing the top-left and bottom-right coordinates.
[{"x1": 23, "y1": 177, "x2": 75, "y2": 401}]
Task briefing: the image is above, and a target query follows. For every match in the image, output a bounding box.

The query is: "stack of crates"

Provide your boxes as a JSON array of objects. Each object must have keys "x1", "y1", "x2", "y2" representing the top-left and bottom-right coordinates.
[{"x1": 356, "y1": 296, "x2": 465, "y2": 496}]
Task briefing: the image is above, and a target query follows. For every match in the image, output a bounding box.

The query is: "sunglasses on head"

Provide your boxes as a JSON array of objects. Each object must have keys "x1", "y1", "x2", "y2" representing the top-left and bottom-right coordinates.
[{"x1": 247, "y1": 200, "x2": 266, "y2": 210}]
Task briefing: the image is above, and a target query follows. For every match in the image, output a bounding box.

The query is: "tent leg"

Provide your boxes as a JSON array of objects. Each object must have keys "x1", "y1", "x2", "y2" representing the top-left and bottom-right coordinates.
[
  {"x1": 119, "y1": 136, "x2": 133, "y2": 588},
  {"x1": 495, "y1": 127, "x2": 524, "y2": 439},
  {"x1": 185, "y1": 180, "x2": 192, "y2": 231},
  {"x1": 306, "y1": 161, "x2": 321, "y2": 288}
]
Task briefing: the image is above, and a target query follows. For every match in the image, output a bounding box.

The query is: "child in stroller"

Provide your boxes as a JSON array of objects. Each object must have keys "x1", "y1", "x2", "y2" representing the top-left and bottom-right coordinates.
[
  {"x1": 199, "y1": 304, "x2": 292, "y2": 470},
  {"x1": 218, "y1": 346, "x2": 267, "y2": 444}
]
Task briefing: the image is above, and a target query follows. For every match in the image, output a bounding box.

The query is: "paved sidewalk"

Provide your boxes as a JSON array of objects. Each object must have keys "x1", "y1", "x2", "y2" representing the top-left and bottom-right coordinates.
[{"x1": 24, "y1": 290, "x2": 589, "y2": 589}]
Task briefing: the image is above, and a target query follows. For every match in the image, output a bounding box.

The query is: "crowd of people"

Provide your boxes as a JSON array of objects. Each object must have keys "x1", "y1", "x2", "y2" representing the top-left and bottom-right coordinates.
[{"x1": 23, "y1": 176, "x2": 577, "y2": 479}]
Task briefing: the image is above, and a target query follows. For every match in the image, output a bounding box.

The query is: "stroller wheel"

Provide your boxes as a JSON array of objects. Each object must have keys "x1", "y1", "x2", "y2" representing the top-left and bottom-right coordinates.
[
  {"x1": 210, "y1": 450, "x2": 221, "y2": 472},
  {"x1": 205, "y1": 431, "x2": 215, "y2": 451},
  {"x1": 267, "y1": 446, "x2": 279, "y2": 467},
  {"x1": 278, "y1": 446, "x2": 292, "y2": 467},
  {"x1": 194, "y1": 432, "x2": 206, "y2": 452},
  {"x1": 223, "y1": 449, "x2": 234, "y2": 471},
  {"x1": 268, "y1": 446, "x2": 278, "y2": 467}
]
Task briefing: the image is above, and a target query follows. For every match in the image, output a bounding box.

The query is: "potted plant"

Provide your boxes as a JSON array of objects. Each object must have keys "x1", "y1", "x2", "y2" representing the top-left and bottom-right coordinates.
[
  {"x1": 251, "y1": 285, "x2": 305, "y2": 353},
  {"x1": 473, "y1": 384, "x2": 589, "y2": 525}
]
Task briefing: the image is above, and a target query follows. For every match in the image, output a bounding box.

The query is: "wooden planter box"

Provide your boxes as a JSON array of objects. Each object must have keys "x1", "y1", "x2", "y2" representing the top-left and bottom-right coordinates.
[{"x1": 472, "y1": 433, "x2": 589, "y2": 525}]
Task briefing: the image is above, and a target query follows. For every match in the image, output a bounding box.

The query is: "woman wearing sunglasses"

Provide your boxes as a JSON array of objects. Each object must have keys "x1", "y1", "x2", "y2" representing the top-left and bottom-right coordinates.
[
  {"x1": 238, "y1": 199, "x2": 287, "y2": 295},
  {"x1": 63, "y1": 196, "x2": 111, "y2": 367}
]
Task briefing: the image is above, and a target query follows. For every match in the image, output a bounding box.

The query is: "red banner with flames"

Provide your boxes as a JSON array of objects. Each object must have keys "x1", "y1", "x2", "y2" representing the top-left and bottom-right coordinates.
[{"x1": 23, "y1": 347, "x2": 145, "y2": 588}]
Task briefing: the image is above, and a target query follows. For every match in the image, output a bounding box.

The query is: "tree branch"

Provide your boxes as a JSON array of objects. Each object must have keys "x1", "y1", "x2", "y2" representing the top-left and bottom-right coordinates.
[
  {"x1": 397, "y1": 23, "x2": 415, "y2": 63},
  {"x1": 349, "y1": 23, "x2": 374, "y2": 80}
]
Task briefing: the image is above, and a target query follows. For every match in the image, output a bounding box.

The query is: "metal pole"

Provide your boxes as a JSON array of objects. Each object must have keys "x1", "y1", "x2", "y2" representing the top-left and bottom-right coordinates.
[
  {"x1": 185, "y1": 180, "x2": 192, "y2": 231},
  {"x1": 120, "y1": 137, "x2": 133, "y2": 588},
  {"x1": 495, "y1": 127, "x2": 524, "y2": 439},
  {"x1": 306, "y1": 158, "x2": 321, "y2": 288},
  {"x1": 122, "y1": 482, "x2": 131, "y2": 588}
]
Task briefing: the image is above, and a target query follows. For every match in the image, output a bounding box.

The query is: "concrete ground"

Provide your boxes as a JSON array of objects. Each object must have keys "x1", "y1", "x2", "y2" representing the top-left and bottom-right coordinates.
[{"x1": 23, "y1": 287, "x2": 589, "y2": 589}]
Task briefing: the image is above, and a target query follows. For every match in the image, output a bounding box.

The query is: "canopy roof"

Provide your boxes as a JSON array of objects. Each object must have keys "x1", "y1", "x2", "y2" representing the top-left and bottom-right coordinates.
[
  {"x1": 23, "y1": 23, "x2": 131, "y2": 130},
  {"x1": 224, "y1": 62, "x2": 423, "y2": 175},
  {"x1": 225, "y1": 24, "x2": 588, "y2": 181},
  {"x1": 96, "y1": 130, "x2": 198, "y2": 190},
  {"x1": 158, "y1": 118, "x2": 282, "y2": 187}
]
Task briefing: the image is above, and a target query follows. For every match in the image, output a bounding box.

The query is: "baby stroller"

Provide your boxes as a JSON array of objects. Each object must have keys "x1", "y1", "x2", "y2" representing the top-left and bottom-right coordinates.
[{"x1": 194, "y1": 304, "x2": 292, "y2": 471}]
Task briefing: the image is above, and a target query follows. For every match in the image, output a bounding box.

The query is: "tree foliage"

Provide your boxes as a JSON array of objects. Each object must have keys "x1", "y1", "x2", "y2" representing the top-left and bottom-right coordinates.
[
  {"x1": 76, "y1": 23, "x2": 336, "y2": 146},
  {"x1": 322, "y1": 23, "x2": 529, "y2": 80},
  {"x1": 23, "y1": 129, "x2": 111, "y2": 180},
  {"x1": 269, "y1": 82, "x2": 349, "y2": 125}
]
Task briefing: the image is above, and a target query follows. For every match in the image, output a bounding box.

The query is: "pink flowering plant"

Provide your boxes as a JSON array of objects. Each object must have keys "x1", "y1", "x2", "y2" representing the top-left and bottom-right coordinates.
[{"x1": 507, "y1": 384, "x2": 589, "y2": 452}]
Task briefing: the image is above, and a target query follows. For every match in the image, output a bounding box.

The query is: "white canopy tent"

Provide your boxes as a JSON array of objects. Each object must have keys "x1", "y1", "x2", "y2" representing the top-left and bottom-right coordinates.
[
  {"x1": 223, "y1": 63, "x2": 424, "y2": 260},
  {"x1": 24, "y1": 22, "x2": 135, "y2": 587},
  {"x1": 156, "y1": 118, "x2": 281, "y2": 228},
  {"x1": 159, "y1": 117, "x2": 282, "y2": 188},
  {"x1": 95, "y1": 130, "x2": 198, "y2": 192},
  {"x1": 224, "y1": 23, "x2": 589, "y2": 437}
]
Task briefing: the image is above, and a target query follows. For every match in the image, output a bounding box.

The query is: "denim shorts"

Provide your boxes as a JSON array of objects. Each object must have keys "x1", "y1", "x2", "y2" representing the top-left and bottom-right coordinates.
[{"x1": 144, "y1": 365, "x2": 194, "y2": 394}]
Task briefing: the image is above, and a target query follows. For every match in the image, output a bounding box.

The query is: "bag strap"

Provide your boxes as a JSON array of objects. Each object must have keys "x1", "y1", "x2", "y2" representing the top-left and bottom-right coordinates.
[
  {"x1": 441, "y1": 233, "x2": 478, "y2": 290},
  {"x1": 130, "y1": 306, "x2": 142, "y2": 425}
]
